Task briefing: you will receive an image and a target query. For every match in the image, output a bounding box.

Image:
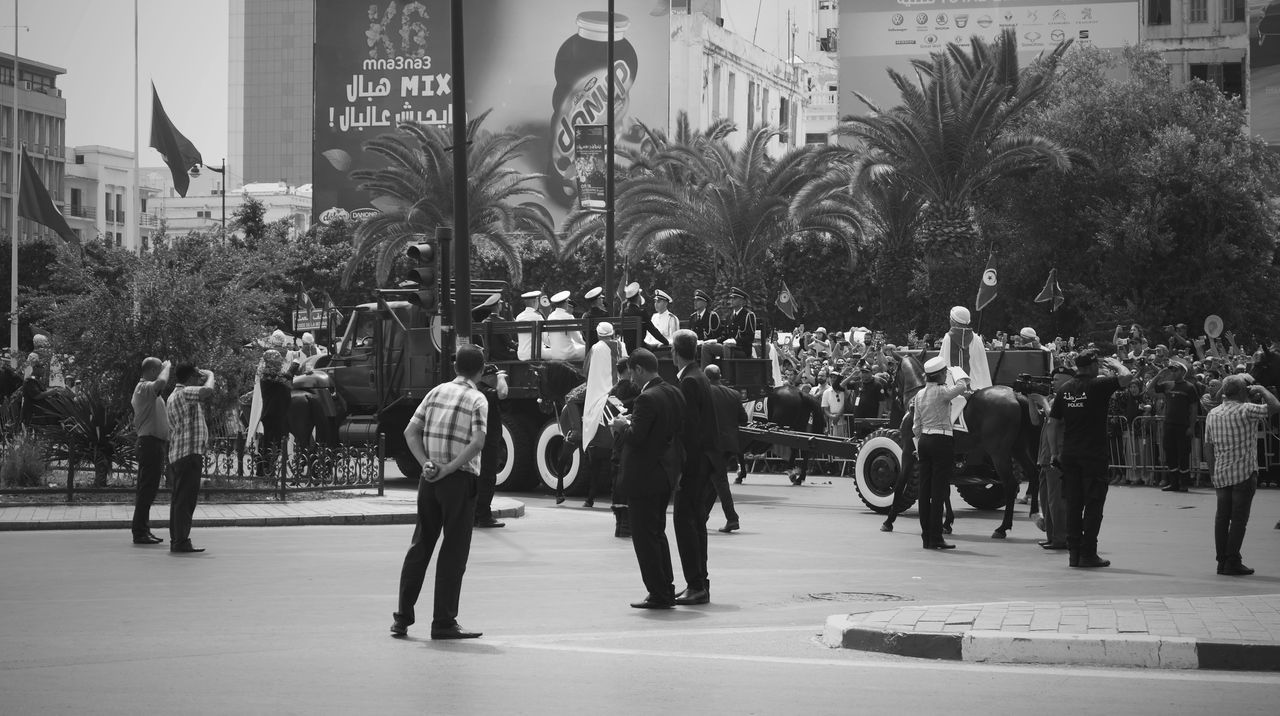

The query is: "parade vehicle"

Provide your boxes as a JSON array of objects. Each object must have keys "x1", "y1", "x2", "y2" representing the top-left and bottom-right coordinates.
[
  {"x1": 320, "y1": 243, "x2": 773, "y2": 493},
  {"x1": 738, "y1": 348, "x2": 1052, "y2": 514}
]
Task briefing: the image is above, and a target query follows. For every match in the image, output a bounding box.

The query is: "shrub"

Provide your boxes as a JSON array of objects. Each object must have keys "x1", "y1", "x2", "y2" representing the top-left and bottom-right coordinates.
[{"x1": 1, "y1": 434, "x2": 47, "y2": 487}]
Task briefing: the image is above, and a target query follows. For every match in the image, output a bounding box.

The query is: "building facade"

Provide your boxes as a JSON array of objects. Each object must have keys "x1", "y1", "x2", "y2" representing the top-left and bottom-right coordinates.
[
  {"x1": 1141, "y1": 0, "x2": 1247, "y2": 96},
  {"x1": 228, "y1": 0, "x2": 314, "y2": 190},
  {"x1": 147, "y1": 175, "x2": 311, "y2": 240},
  {"x1": 64, "y1": 146, "x2": 160, "y2": 251},
  {"x1": 0, "y1": 52, "x2": 68, "y2": 244}
]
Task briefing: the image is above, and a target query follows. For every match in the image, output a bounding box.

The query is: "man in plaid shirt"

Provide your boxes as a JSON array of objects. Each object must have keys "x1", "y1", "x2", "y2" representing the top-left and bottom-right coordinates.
[
  {"x1": 165, "y1": 364, "x2": 216, "y2": 554},
  {"x1": 1204, "y1": 375, "x2": 1280, "y2": 576},
  {"x1": 391, "y1": 346, "x2": 489, "y2": 640}
]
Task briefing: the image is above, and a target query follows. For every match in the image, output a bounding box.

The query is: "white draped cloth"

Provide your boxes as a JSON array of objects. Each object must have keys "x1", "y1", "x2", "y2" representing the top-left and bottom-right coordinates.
[{"x1": 581, "y1": 340, "x2": 618, "y2": 449}]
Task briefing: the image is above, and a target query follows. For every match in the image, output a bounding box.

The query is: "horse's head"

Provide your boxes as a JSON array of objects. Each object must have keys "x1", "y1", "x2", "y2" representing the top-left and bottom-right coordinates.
[
  {"x1": 537, "y1": 361, "x2": 585, "y2": 407},
  {"x1": 1251, "y1": 342, "x2": 1280, "y2": 389}
]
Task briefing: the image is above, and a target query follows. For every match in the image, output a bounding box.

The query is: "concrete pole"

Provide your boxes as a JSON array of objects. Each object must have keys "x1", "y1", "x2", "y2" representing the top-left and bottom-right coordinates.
[
  {"x1": 605, "y1": 0, "x2": 615, "y2": 313},
  {"x1": 10, "y1": 0, "x2": 19, "y2": 363},
  {"x1": 450, "y1": 0, "x2": 470, "y2": 346}
]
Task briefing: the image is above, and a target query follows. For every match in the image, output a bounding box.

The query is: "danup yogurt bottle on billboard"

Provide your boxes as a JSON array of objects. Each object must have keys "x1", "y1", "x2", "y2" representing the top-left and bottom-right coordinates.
[{"x1": 549, "y1": 11, "x2": 638, "y2": 208}]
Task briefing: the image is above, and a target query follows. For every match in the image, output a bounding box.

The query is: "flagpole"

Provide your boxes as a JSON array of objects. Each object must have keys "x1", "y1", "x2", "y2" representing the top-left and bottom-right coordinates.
[
  {"x1": 131, "y1": 0, "x2": 138, "y2": 252},
  {"x1": 10, "y1": 0, "x2": 19, "y2": 363}
]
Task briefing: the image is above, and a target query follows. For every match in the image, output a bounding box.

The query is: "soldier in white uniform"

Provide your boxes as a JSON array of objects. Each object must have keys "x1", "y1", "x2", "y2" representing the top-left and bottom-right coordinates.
[
  {"x1": 515, "y1": 290, "x2": 546, "y2": 361},
  {"x1": 647, "y1": 289, "x2": 679, "y2": 349},
  {"x1": 545, "y1": 290, "x2": 586, "y2": 361}
]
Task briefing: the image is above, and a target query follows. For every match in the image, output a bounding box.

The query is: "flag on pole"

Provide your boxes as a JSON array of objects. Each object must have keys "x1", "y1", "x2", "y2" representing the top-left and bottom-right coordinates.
[
  {"x1": 322, "y1": 290, "x2": 344, "y2": 325},
  {"x1": 775, "y1": 281, "x2": 796, "y2": 321},
  {"x1": 975, "y1": 255, "x2": 998, "y2": 311},
  {"x1": 18, "y1": 149, "x2": 78, "y2": 244},
  {"x1": 1034, "y1": 268, "x2": 1064, "y2": 312},
  {"x1": 297, "y1": 285, "x2": 316, "y2": 312},
  {"x1": 150, "y1": 83, "x2": 204, "y2": 198},
  {"x1": 615, "y1": 265, "x2": 630, "y2": 311}
]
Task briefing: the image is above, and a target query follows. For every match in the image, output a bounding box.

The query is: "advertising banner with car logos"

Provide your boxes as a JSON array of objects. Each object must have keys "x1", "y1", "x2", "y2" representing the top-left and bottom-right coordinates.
[{"x1": 838, "y1": 0, "x2": 1139, "y2": 117}]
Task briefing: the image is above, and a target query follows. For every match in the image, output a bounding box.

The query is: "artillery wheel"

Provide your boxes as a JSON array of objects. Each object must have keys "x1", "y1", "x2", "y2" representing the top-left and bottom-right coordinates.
[
  {"x1": 956, "y1": 465, "x2": 1006, "y2": 511},
  {"x1": 854, "y1": 428, "x2": 912, "y2": 514},
  {"x1": 535, "y1": 419, "x2": 585, "y2": 496}
]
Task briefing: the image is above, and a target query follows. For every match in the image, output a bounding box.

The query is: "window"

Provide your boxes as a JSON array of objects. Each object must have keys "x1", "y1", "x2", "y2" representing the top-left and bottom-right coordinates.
[
  {"x1": 779, "y1": 96, "x2": 791, "y2": 137},
  {"x1": 74, "y1": 154, "x2": 84, "y2": 164},
  {"x1": 70, "y1": 187, "x2": 81, "y2": 212},
  {"x1": 727, "y1": 72, "x2": 736, "y2": 122},
  {"x1": 116, "y1": 193, "x2": 124, "y2": 224},
  {"x1": 1147, "y1": 0, "x2": 1170, "y2": 25},
  {"x1": 1224, "y1": 0, "x2": 1245, "y2": 22},
  {"x1": 141, "y1": 236, "x2": 149, "y2": 252},
  {"x1": 1189, "y1": 0, "x2": 1207, "y2": 22},
  {"x1": 748, "y1": 80, "x2": 757, "y2": 128},
  {"x1": 115, "y1": 232, "x2": 122, "y2": 247},
  {"x1": 104, "y1": 191, "x2": 113, "y2": 222},
  {"x1": 712, "y1": 64, "x2": 722, "y2": 119},
  {"x1": 805, "y1": 132, "x2": 829, "y2": 145},
  {"x1": 1190, "y1": 62, "x2": 1246, "y2": 106},
  {"x1": 819, "y1": 1, "x2": 837, "y2": 9}
]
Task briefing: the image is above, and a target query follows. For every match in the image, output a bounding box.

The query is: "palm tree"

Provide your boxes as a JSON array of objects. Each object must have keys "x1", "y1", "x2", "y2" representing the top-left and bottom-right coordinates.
[
  {"x1": 341, "y1": 111, "x2": 555, "y2": 287},
  {"x1": 562, "y1": 117, "x2": 856, "y2": 298},
  {"x1": 838, "y1": 29, "x2": 1077, "y2": 260}
]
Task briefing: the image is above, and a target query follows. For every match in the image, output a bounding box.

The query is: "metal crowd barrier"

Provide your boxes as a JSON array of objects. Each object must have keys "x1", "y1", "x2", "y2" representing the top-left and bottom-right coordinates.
[{"x1": 1106, "y1": 413, "x2": 1280, "y2": 484}]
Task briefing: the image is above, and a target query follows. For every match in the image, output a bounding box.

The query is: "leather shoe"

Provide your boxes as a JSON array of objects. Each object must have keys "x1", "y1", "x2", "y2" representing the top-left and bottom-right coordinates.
[
  {"x1": 133, "y1": 534, "x2": 164, "y2": 545},
  {"x1": 630, "y1": 596, "x2": 675, "y2": 610},
  {"x1": 674, "y1": 587, "x2": 710, "y2": 605},
  {"x1": 170, "y1": 543, "x2": 205, "y2": 553},
  {"x1": 930, "y1": 540, "x2": 956, "y2": 550},
  {"x1": 718, "y1": 521, "x2": 739, "y2": 533},
  {"x1": 1039, "y1": 541, "x2": 1069, "y2": 550},
  {"x1": 474, "y1": 519, "x2": 505, "y2": 529},
  {"x1": 1222, "y1": 561, "x2": 1255, "y2": 576},
  {"x1": 430, "y1": 624, "x2": 482, "y2": 640},
  {"x1": 1161, "y1": 484, "x2": 1181, "y2": 492},
  {"x1": 389, "y1": 620, "x2": 410, "y2": 637},
  {"x1": 1073, "y1": 554, "x2": 1111, "y2": 568}
]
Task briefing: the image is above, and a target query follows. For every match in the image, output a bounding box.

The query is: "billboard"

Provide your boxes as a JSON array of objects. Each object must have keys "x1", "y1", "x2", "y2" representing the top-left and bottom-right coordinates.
[
  {"x1": 1250, "y1": 1, "x2": 1280, "y2": 143},
  {"x1": 838, "y1": 0, "x2": 1140, "y2": 119},
  {"x1": 313, "y1": 0, "x2": 671, "y2": 227}
]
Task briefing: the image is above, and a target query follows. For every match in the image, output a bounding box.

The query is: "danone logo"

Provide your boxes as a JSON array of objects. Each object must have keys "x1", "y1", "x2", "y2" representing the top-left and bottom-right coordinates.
[
  {"x1": 319, "y1": 206, "x2": 349, "y2": 225},
  {"x1": 350, "y1": 208, "x2": 380, "y2": 221}
]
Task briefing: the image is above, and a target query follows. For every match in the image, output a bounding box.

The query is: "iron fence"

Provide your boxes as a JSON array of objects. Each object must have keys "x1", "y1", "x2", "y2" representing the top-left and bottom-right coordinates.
[{"x1": 1106, "y1": 413, "x2": 1280, "y2": 484}]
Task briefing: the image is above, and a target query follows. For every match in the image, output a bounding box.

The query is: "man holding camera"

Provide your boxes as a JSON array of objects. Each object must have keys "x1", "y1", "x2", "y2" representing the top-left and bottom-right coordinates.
[{"x1": 391, "y1": 346, "x2": 489, "y2": 639}]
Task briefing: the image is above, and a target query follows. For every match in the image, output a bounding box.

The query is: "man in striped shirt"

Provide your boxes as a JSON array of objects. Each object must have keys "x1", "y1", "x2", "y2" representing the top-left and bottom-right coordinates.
[
  {"x1": 392, "y1": 346, "x2": 489, "y2": 640},
  {"x1": 165, "y1": 364, "x2": 216, "y2": 554},
  {"x1": 1204, "y1": 375, "x2": 1280, "y2": 576}
]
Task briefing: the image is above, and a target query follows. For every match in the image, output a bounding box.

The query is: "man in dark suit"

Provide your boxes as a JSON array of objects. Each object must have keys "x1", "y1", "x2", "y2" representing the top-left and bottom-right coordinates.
[
  {"x1": 583, "y1": 286, "x2": 609, "y2": 348},
  {"x1": 611, "y1": 348, "x2": 686, "y2": 609},
  {"x1": 670, "y1": 330, "x2": 721, "y2": 605},
  {"x1": 621, "y1": 282, "x2": 669, "y2": 356},
  {"x1": 705, "y1": 364, "x2": 745, "y2": 533}
]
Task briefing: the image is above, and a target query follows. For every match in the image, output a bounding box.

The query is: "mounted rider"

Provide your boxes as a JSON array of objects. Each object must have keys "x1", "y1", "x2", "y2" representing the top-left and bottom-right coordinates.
[{"x1": 937, "y1": 305, "x2": 992, "y2": 431}]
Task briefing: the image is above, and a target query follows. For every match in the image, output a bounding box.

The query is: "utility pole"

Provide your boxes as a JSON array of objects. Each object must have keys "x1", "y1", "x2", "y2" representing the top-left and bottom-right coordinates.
[
  {"x1": 450, "y1": 0, "x2": 471, "y2": 346},
  {"x1": 604, "y1": 0, "x2": 616, "y2": 308}
]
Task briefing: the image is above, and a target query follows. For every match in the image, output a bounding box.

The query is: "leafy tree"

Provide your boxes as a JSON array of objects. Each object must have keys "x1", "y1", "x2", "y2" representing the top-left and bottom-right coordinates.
[
  {"x1": 343, "y1": 111, "x2": 555, "y2": 288},
  {"x1": 978, "y1": 46, "x2": 1280, "y2": 342}
]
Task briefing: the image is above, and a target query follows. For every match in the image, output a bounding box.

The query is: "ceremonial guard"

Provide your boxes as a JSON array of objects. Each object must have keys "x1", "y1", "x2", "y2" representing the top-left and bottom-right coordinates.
[
  {"x1": 648, "y1": 290, "x2": 680, "y2": 349},
  {"x1": 471, "y1": 294, "x2": 515, "y2": 361},
  {"x1": 939, "y1": 306, "x2": 992, "y2": 389},
  {"x1": 621, "y1": 282, "x2": 669, "y2": 355},
  {"x1": 545, "y1": 291, "x2": 586, "y2": 361},
  {"x1": 723, "y1": 287, "x2": 757, "y2": 359},
  {"x1": 515, "y1": 290, "x2": 545, "y2": 361},
  {"x1": 690, "y1": 289, "x2": 720, "y2": 342},
  {"x1": 584, "y1": 286, "x2": 609, "y2": 347}
]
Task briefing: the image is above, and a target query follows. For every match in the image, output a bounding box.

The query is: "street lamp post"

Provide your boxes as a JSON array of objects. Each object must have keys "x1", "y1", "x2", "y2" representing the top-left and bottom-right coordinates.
[{"x1": 189, "y1": 159, "x2": 227, "y2": 239}]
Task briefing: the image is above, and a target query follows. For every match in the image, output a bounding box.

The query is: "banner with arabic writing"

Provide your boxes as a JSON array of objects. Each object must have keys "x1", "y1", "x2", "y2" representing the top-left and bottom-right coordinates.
[
  {"x1": 838, "y1": 0, "x2": 1139, "y2": 119},
  {"x1": 313, "y1": 0, "x2": 453, "y2": 225},
  {"x1": 312, "y1": 0, "x2": 671, "y2": 229}
]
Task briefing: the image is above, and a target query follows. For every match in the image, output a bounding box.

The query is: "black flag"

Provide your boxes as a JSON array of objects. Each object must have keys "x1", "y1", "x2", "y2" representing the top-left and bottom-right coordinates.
[
  {"x1": 150, "y1": 83, "x2": 203, "y2": 197},
  {"x1": 18, "y1": 149, "x2": 77, "y2": 244}
]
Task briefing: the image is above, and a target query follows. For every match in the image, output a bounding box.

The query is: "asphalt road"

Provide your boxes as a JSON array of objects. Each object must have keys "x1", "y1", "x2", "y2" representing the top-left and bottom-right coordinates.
[{"x1": 4, "y1": 476, "x2": 1280, "y2": 715}]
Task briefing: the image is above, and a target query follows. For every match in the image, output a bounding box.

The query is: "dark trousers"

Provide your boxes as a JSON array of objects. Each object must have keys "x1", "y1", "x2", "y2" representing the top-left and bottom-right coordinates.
[
  {"x1": 584, "y1": 445, "x2": 613, "y2": 502},
  {"x1": 475, "y1": 446, "x2": 499, "y2": 522},
  {"x1": 713, "y1": 452, "x2": 739, "y2": 522},
  {"x1": 1060, "y1": 456, "x2": 1110, "y2": 554},
  {"x1": 916, "y1": 434, "x2": 953, "y2": 543},
  {"x1": 628, "y1": 488, "x2": 675, "y2": 602},
  {"x1": 673, "y1": 453, "x2": 717, "y2": 590},
  {"x1": 254, "y1": 427, "x2": 287, "y2": 478},
  {"x1": 1215, "y1": 475, "x2": 1257, "y2": 563},
  {"x1": 132, "y1": 436, "x2": 166, "y2": 537},
  {"x1": 1162, "y1": 424, "x2": 1192, "y2": 486},
  {"x1": 396, "y1": 471, "x2": 478, "y2": 628},
  {"x1": 168, "y1": 454, "x2": 203, "y2": 545}
]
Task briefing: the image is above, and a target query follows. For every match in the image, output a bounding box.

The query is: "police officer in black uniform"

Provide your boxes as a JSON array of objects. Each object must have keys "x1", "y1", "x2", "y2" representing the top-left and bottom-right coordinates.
[
  {"x1": 621, "y1": 282, "x2": 669, "y2": 356},
  {"x1": 584, "y1": 286, "x2": 609, "y2": 348},
  {"x1": 690, "y1": 289, "x2": 720, "y2": 342},
  {"x1": 723, "y1": 287, "x2": 756, "y2": 359}
]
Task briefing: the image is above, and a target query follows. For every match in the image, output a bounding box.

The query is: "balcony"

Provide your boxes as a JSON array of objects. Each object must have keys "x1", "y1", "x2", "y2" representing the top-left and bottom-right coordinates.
[
  {"x1": 116, "y1": 210, "x2": 126, "y2": 224},
  {"x1": 105, "y1": 210, "x2": 115, "y2": 223},
  {"x1": 139, "y1": 212, "x2": 159, "y2": 229},
  {"x1": 67, "y1": 205, "x2": 96, "y2": 219},
  {"x1": 809, "y1": 91, "x2": 839, "y2": 107}
]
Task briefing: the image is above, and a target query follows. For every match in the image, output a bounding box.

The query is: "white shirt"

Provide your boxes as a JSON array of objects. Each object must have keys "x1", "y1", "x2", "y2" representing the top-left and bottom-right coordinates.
[
  {"x1": 821, "y1": 386, "x2": 845, "y2": 416},
  {"x1": 515, "y1": 306, "x2": 544, "y2": 361},
  {"x1": 545, "y1": 307, "x2": 585, "y2": 361},
  {"x1": 647, "y1": 310, "x2": 679, "y2": 347}
]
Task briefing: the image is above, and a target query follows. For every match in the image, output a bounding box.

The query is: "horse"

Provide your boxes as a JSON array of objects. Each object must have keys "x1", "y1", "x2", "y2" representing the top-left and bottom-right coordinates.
[
  {"x1": 741, "y1": 384, "x2": 827, "y2": 484},
  {"x1": 1249, "y1": 344, "x2": 1280, "y2": 489},
  {"x1": 881, "y1": 353, "x2": 1040, "y2": 539}
]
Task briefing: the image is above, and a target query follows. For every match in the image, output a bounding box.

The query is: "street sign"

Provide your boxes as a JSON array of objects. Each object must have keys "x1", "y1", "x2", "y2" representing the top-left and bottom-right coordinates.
[{"x1": 294, "y1": 308, "x2": 328, "y2": 332}]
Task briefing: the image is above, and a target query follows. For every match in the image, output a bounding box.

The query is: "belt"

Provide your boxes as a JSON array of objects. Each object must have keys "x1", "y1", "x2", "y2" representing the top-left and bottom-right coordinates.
[{"x1": 922, "y1": 429, "x2": 951, "y2": 436}]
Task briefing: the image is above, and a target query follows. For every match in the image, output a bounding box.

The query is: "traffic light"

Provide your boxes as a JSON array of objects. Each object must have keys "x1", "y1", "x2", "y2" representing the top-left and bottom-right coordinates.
[{"x1": 405, "y1": 241, "x2": 438, "y2": 310}]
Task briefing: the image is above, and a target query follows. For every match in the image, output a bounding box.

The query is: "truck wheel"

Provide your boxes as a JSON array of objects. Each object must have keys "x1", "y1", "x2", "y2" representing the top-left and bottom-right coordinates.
[
  {"x1": 497, "y1": 413, "x2": 539, "y2": 492},
  {"x1": 957, "y1": 465, "x2": 1006, "y2": 511},
  {"x1": 535, "y1": 419, "x2": 584, "y2": 496},
  {"x1": 854, "y1": 428, "x2": 907, "y2": 514},
  {"x1": 393, "y1": 452, "x2": 420, "y2": 480}
]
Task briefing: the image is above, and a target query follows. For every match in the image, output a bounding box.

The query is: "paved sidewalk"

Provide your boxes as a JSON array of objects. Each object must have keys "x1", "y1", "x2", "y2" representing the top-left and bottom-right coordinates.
[
  {"x1": 824, "y1": 594, "x2": 1280, "y2": 671},
  {"x1": 0, "y1": 494, "x2": 524, "y2": 531}
]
